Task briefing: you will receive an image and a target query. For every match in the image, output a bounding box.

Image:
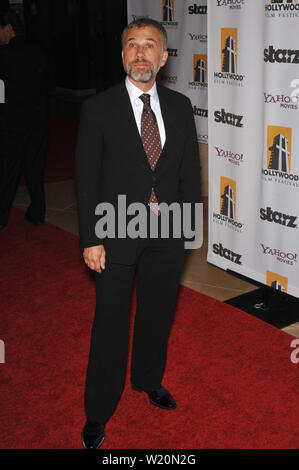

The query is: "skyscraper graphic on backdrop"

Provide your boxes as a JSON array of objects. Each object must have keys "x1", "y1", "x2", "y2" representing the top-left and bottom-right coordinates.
[
  {"x1": 267, "y1": 271, "x2": 288, "y2": 293},
  {"x1": 271, "y1": 281, "x2": 284, "y2": 291},
  {"x1": 220, "y1": 177, "x2": 236, "y2": 220},
  {"x1": 221, "y1": 185, "x2": 235, "y2": 218},
  {"x1": 163, "y1": 0, "x2": 174, "y2": 21},
  {"x1": 268, "y1": 134, "x2": 290, "y2": 172},
  {"x1": 194, "y1": 55, "x2": 207, "y2": 83},
  {"x1": 221, "y1": 29, "x2": 238, "y2": 73},
  {"x1": 267, "y1": 126, "x2": 292, "y2": 173}
]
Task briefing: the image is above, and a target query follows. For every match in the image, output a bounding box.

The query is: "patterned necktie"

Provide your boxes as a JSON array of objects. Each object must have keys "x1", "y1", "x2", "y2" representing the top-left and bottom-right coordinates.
[{"x1": 139, "y1": 93, "x2": 162, "y2": 215}]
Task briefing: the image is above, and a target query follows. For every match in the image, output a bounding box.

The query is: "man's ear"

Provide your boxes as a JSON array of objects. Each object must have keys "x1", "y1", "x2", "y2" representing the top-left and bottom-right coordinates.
[{"x1": 160, "y1": 49, "x2": 168, "y2": 68}]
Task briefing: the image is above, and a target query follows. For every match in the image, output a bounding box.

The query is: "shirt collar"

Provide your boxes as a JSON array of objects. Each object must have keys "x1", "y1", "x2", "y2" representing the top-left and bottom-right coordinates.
[{"x1": 125, "y1": 76, "x2": 159, "y2": 107}]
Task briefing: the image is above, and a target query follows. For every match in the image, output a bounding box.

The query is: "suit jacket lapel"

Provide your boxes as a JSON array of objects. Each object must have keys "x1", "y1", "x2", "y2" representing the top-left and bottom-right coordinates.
[{"x1": 155, "y1": 83, "x2": 176, "y2": 172}]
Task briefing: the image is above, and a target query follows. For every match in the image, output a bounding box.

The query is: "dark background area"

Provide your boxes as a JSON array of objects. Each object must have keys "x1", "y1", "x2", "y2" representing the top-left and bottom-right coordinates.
[{"x1": 1, "y1": 0, "x2": 128, "y2": 98}]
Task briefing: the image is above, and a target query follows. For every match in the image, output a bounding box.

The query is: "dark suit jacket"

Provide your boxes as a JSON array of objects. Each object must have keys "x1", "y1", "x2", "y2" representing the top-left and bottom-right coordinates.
[
  {"x1": 75, "y1": 80, "x2": 201, "y2": 264},
  {"x1": 0, "y1": 35, "x2": 48, "y2": 131}
]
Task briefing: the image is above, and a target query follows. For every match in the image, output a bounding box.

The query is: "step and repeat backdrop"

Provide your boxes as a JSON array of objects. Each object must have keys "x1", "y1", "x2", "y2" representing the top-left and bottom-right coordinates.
[
  {"x1": 207, "y1": 0, "x2": 299, "y2": 298},
  {"x1": 127, "y1": 0, "x2": 208, "y2": 144},
  {"x1": 127, "y1": 0, "x2": 299, "y2": 299}
]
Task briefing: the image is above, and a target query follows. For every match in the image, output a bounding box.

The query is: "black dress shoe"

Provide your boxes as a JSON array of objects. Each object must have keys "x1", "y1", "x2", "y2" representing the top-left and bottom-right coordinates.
[
  {"x1": 81, "y1": 422, "x2": 105, "y2": 449},
  {"x1": 132, "y1": 383, "x2": 177, "y2": 410},
  {"x1": 25, "y1": 214, "x2": 44, "y2": 226}
]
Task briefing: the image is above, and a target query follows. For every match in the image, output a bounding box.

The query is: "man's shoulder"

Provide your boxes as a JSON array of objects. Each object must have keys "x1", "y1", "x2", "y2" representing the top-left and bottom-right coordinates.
[
  {"x1": 82, "y1": 82, "x2": 125, "y2": 110},
  {"x1": 157, "y1": 83, "x2": 191, "y2": 107}
]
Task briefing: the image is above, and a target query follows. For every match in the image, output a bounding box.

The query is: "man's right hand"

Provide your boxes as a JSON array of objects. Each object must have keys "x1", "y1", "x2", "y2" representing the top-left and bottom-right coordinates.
[{"x1": 83, "y1": 245, "x2": 106, "y2": 273}]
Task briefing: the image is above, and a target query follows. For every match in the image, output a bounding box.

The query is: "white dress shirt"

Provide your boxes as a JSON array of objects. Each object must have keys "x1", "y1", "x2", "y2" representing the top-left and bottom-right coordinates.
[{"x1": 125, "y1": 76, "x2": 166, "y2": 148}]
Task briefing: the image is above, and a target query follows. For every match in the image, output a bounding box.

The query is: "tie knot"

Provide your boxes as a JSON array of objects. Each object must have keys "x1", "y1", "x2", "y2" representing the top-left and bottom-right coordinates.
[{"x1": 139, "y1": 93, "x2": 151, "y2": 107}]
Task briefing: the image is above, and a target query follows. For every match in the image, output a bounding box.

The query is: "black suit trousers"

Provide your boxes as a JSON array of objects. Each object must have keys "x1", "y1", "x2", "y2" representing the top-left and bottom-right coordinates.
[
  {"x1": 84, "y1": 235, "x2": 185, "y2": 424},
  {"x1": 0, "y1": 126, "x2": 47, "y2": 224}
]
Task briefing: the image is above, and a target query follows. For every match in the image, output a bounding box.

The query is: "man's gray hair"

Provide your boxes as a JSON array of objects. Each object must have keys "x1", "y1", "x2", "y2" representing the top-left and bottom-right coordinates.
[{"x1": 122, "y1": 18, "x2": 168, "y2": 51}]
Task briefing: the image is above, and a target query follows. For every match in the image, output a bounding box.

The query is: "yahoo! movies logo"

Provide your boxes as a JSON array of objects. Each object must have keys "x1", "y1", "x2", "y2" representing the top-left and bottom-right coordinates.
[
  {"x1": 216, "y1": 0, "x2": 245, "y2": 10},
  {"x1": 264, "y1": 92, "x2": 299, "y2": 112},
  {"x1": 160, "y1": 73, "x2": 178, "y2": 86},
  {"x1": 261, "y1": 244, "x2": 297, "y2": 266},
  {"x1": 188, "y1": 32, "x2": 207, "y2": 44},
  {"x1": 265, "y1": 0, "x2": 299, "y2": 18},
  {"x1": 262, "y1": 125, "x2": 299, "y2": 187},
  {"x1": 213, "y1": 177, "x2": 244, "y2": 232},
  {"x1": 162, "y1": 0, "x2": 178, "y2": 27},
  {"x1": 189, "y1": 55, "x2": 207, "y2": 90},
  {"x1": 214, "y1": 28, "x2": 245, "y2": 87},
  {"x1": 266, "y1": 271, "x2": 288, "y2": 292},
  {"x1": 215, "y1": 146, "x2": 244, "y2": 166}
]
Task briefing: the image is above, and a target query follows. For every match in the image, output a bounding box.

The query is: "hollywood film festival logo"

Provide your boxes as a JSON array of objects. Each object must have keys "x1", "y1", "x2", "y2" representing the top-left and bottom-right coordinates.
[
  {"x1": 161, "y1": 0, "x2": 178, "y2": 28},
  {"x1": 262, "y1": 125, "x2": 299, "y2": 187},
  {"x1": 213, "y1": 177, "x2": 244, "y2": 233},
  {"x1": 214, "y1": 28, "x2": 245, "y2": 87},
  {"x1": 266, "y1": 270, "x2": 288, "y2": 292},
  {"x1": 265, "y1": 0, "x2": 299, "y2": 18},
  {"x1": 189, "y1": 54, "x2": 208, "y2": 90}
]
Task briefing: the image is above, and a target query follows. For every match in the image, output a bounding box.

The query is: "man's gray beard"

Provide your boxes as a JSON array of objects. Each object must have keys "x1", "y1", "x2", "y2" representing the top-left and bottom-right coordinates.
[{"x1": 126, "y1": 64, "x2": 160, "y2": 83}]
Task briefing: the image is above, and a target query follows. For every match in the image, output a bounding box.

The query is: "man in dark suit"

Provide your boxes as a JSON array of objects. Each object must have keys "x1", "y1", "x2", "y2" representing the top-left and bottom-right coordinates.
[
  {"x1": 0, "y1": 8, "x2": 48, "y2": 229},
  {"x1": 76, "y1": 18, "x2": 201, "y2": 449}
]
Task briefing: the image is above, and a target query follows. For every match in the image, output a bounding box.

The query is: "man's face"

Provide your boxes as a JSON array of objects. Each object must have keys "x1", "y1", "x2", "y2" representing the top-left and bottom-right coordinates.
[
  {"x1": 0, "y1": 24, "x2": 14, "y2": 45},
  {"x1": 122, "y1": 26, "x2": 168, "y2": 84}
]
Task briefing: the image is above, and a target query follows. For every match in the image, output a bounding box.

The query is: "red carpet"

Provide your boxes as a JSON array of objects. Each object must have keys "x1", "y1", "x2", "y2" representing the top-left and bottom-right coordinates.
[
  {"x1": 1, "y1": 208, "x2": 299, "y2": 449},
  {"x1": 19, "y1": 116, "x2": 79, "y2": 186}
]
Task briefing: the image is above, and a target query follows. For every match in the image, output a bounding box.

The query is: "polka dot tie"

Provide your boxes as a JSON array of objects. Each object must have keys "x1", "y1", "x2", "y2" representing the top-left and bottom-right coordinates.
[{"x1": 139, "y1": 93, "x2": 162, "y2": 215}]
